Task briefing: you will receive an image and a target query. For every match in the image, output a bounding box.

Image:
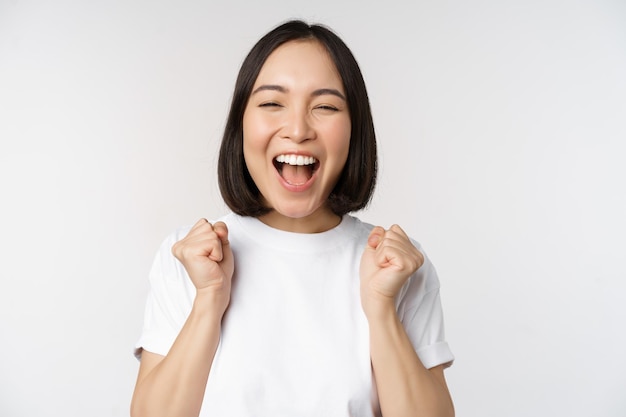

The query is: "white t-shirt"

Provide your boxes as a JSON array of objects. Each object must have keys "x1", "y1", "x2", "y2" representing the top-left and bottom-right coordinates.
[{"x1": 135, "y1": 213, "x2": 454, "y2": 416}]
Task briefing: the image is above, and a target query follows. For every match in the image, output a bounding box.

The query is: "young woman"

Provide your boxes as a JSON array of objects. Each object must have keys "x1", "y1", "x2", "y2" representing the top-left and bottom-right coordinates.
[{"x1": 131, "y1": 20, "x2": 455, "y2": 417}]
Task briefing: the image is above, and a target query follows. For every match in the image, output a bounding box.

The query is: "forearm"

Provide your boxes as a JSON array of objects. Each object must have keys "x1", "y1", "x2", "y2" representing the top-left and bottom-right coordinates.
[
  {"x1": 131, "y1": 293, "x2": 223, "y2": 417},
  {"x1": 368, "y1": 303, "x2": 454, "y2": 417}
]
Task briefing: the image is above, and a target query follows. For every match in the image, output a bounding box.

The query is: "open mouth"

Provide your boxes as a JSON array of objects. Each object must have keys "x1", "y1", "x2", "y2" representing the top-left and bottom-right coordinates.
[{"x1": 273, "y1": 154, "x2": 319, "y2": 186}]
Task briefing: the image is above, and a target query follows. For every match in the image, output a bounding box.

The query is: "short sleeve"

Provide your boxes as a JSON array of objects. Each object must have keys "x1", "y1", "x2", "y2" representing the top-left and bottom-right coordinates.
[
  {"x1": 134, "y1": 228, "x2": 195, "y2": 360},
  {"x1": 397, "y1": 245, "x2": 454, "y2": 369}
]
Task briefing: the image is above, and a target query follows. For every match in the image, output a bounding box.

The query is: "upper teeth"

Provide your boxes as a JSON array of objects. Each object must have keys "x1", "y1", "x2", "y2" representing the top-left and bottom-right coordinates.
[{"x1": 275, "y1": 154, "x2": 317, "y2": 166}]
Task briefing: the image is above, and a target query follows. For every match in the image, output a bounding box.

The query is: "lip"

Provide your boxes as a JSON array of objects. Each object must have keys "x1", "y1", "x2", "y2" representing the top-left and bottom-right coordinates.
[{"x1": 272, "y1": 150, "x2": 320, "y2": 192}]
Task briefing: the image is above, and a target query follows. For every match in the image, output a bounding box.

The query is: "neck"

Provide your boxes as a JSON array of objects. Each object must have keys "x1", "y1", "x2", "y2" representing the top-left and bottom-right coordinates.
[{"x1": 257, "y1": 209, "x2": 342, "y2": 233}]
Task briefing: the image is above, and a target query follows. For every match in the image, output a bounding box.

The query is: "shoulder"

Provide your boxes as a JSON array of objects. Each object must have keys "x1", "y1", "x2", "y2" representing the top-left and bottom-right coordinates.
[{"x1": 344, "y1": 214, "x2": 374, "y2": 241}]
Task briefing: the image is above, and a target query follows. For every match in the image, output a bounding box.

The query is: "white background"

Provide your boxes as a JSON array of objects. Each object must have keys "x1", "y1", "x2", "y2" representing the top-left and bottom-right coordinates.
[{"x1": 1, "y1": 0, "x2": 625, "y2": 416}]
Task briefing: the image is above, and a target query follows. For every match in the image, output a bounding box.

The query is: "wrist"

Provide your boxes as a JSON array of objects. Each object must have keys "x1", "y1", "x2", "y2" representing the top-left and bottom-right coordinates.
[
  {"x1": 361, "y1": 293, "x2": 398, "y2": 323},
  {"x1": 192, "y1": 289, "x2": 229, "y2": 322}
]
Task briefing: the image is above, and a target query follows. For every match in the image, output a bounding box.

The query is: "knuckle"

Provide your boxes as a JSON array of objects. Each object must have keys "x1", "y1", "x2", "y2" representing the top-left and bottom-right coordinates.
[{"x1": 171, "y1": 241, "x2": 182, "y2": 256}]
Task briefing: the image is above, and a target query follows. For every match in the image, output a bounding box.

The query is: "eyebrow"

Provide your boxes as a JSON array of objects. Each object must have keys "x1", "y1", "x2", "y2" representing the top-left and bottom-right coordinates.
[{"x1": 251, "y1": 84, "x2": 346, "y2": 101}]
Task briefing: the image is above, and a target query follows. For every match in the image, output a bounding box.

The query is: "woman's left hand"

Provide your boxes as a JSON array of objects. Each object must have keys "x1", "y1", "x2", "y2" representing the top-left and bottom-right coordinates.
[{"x1": 359, "y1": 225, "x2": 424, "y2": 316}]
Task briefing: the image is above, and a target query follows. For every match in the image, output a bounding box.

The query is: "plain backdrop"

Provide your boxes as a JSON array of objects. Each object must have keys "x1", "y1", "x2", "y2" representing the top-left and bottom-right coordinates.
[{"x1": 1, "y1": 0, "x2": 625, "y2": 416}]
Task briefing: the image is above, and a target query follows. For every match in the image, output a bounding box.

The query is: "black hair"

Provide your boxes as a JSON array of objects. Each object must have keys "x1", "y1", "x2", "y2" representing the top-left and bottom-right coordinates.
[{"x1": 218, "y1": 20, "x2": 377, "y2": 217}]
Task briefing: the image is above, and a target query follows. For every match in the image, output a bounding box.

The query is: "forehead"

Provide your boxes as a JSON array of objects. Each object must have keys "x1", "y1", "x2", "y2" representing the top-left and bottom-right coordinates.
[{"x1": 254, "y1": 40, "x2": 343, "y2": 90}]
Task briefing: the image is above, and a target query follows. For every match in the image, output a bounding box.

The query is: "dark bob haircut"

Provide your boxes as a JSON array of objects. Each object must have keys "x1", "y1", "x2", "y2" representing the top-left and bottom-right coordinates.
[{"x1": 218, "y1": 20, "x2": 377, "y2": 217}]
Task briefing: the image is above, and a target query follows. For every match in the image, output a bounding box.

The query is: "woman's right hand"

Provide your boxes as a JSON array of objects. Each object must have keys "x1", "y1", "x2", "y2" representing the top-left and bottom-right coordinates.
[{"x1": 172, "y1": 219, "x2": 234, "y2": 315}]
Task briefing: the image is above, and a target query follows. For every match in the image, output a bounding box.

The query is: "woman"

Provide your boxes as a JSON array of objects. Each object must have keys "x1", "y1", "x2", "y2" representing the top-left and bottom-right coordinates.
[{"x1": 131, "y1": 20, "x2": 454, "y2": 417}]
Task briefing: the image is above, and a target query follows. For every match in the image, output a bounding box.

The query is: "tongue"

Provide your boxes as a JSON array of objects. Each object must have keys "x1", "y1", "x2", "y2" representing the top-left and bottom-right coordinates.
[{"x1": 281, "y1": 164, "x2": 311, "y2": 185}]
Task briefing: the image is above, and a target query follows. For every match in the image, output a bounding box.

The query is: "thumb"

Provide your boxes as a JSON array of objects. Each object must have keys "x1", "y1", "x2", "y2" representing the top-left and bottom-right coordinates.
[
  {"x1": 212, "y1": 221, "x2": 234, "y2": 267},
  {"x1": 367, "y1": 226, "x2": 385, "y2": 249},
  {"x1": 213, "y1": 221, "x2": 230, "y2": 246}
]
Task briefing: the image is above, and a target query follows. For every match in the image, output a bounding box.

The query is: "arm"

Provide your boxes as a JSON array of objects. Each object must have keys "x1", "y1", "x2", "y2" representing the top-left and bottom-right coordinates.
[
  {"x1": 131, "y1": 220, "x2": 234, "y2": 417},
  {"x1": 360, "y1": 225, "x2": 454, "y2": 417}
]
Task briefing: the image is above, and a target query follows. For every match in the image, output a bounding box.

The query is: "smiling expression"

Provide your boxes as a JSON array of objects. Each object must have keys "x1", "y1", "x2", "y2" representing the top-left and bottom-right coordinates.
[{"x1": 242, "y1": 40, "x2": 351, "y2": 232}]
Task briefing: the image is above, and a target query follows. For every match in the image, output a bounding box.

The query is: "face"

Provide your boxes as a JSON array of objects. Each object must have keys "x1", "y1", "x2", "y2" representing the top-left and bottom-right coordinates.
[{"x1": 243, "y1": 40, "x2": 351, "y2": 233}]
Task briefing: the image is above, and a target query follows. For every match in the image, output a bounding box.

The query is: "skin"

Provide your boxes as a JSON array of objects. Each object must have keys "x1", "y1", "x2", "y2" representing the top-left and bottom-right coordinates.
[
  {"x1": 361, "y1": 225, "x2": 455, "y2": 417},
  {"x1": 243, "y1": 39, "x2": 351, "y2": 233},
  {"x1": 131, "y1": 39, "x2": 454, "y2": 417}
]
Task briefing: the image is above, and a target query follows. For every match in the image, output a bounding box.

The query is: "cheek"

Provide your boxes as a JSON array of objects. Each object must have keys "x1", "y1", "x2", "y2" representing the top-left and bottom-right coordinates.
[
  {"x1": 242, "y1": 112, "x2": 255, "y2": 147},
  {"x1": 242, "y1": 139, "x2": 261, "y2": 179},
  {"x1": 242, "y1": 128, "x2": 256, "y2": 176},
  {"x1": 242, "y1": 114, "x2": 263, "y2": 162},
  {"x1": 243, "y1": 112, "x2": 274, "y2": 150},
  {"x1": 327, "y1": 122, "x2": 351, "y2": 163}
]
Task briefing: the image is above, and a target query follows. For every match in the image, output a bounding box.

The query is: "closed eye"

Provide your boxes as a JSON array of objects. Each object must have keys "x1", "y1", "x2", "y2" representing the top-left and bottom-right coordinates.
[
  {"x1": 315, "y1": 105, "x2": 339, "y2": 111},
  {"x1": 259, "y1": 102, "x2": 282, "y2": 108}
]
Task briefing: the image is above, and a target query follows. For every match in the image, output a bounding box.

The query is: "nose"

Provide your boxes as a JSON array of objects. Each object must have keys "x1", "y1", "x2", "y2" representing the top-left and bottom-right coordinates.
[{"x1": 280, "y1": 108, "x2": 315, "y2": 143}]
